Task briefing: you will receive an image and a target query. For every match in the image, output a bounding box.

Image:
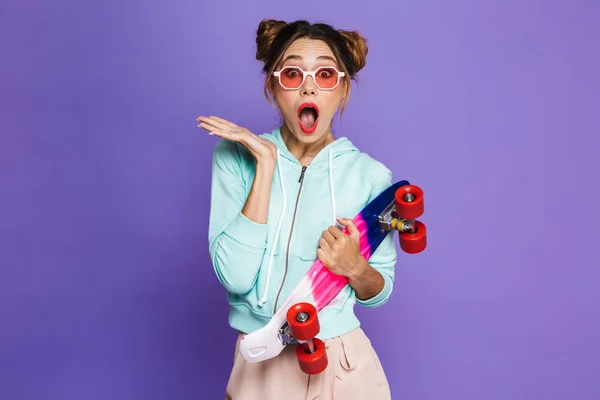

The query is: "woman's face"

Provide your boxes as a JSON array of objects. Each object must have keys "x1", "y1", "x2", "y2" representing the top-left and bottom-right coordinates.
[{"x1": 271, "y1": 38, "x2": 347, "y2": 144}]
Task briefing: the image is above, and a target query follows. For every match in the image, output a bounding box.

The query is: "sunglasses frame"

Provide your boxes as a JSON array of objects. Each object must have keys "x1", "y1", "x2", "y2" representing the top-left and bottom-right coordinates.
[{"x1": 273, "y1": 66, "x2": 346, "y2": 90}]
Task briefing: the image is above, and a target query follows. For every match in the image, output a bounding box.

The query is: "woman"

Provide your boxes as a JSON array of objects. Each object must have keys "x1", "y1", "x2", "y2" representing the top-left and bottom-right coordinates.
[{"x1": 198, "y1": 18, "x2": 396, "y2": 399}]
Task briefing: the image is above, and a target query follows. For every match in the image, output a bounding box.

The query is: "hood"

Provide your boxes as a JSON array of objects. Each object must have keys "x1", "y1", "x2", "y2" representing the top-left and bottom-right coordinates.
[
  {"x1": 257, "y1": 128, "x2": 359, "y2": 308},
  {"x1": 265, "y1": 128, "x2": 359, "y2": 168}
]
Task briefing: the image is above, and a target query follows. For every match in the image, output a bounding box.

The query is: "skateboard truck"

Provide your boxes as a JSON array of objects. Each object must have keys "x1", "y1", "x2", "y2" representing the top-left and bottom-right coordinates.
[
  {"x1": 378, "y1": 184, "x2": 427, "y2": 253},
  {"x1": 276, "y1": 313, "x2": 312, "y2": 347},
  {"x1": 278, "y1": 323, "x2": 292, "y2": 346}
]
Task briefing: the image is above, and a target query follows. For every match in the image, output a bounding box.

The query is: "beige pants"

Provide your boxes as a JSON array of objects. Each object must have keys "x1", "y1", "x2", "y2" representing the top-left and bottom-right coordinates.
[{"x1": 225, "y1": 327, "x2": 391, "y2": 400}]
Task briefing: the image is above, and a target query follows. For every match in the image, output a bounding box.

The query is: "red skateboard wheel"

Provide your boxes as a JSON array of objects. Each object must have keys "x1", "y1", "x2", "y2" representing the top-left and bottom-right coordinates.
[
  {"x1": 286, "y1": 302, "x2": 320, "y2": 340},
  {"x1": 395, "y1": 185, "x2": 424, "y2": 220},
  {"x1": 296, "y1": 337, "x2": 328, "y2": 375},
  {"x1": 399, "y1": 220, "x2": 427, "y2": 253}
]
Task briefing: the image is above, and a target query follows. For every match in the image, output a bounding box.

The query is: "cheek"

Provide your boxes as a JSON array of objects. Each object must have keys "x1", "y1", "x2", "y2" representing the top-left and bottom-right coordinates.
[
  {"x1": 320, "y1": 92, "x2": 344, "y2": 114},
  {"x1": 273, "y1": 91, "x2": 298, "y2": 115}
]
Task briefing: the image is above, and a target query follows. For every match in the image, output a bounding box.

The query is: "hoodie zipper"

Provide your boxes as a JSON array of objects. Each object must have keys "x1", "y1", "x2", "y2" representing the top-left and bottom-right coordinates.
[{"x1": 273, "y1": 165, "x2": 307, "y2": 313}]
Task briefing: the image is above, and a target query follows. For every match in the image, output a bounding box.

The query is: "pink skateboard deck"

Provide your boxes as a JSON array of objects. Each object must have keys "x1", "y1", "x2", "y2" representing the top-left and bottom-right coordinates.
[{"x1": 238, "y1": 180, "x2": 427, "y2": 374}]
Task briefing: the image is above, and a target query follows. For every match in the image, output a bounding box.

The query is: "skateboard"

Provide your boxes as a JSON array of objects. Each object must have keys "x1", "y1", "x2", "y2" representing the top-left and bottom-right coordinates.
[{"x1": 238, "y1": 180, "x2": 427, "y2": 374}]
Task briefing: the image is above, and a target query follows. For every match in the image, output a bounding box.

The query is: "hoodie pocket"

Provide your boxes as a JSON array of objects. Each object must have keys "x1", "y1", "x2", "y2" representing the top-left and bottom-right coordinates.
[
  {"x1": 284, "y1": 253, "x2": 318, "y2": 288},
  {"x1": 252, "y1": 245, "x2": 281, "y2": 304}
]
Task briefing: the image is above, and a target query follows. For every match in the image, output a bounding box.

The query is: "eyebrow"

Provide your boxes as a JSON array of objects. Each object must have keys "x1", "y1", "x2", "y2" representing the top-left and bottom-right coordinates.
[{"x1": 282, "y1": 55, "x2": 337, "y2": 64}]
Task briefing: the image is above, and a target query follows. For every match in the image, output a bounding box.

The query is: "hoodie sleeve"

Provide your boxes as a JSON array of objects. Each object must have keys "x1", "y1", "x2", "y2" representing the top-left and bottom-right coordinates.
[
  {"x1": 356, "y1": 165, "x2": 398, "y2": 308},
  {"x1": 208, "y1": 140, "x2": 268, "y2": 295}
]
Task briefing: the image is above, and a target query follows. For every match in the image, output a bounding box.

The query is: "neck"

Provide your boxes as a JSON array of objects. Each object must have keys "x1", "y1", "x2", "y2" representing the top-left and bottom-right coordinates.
[{"x1": 280, "y1": 123, "x2": 335, "y2": 163}]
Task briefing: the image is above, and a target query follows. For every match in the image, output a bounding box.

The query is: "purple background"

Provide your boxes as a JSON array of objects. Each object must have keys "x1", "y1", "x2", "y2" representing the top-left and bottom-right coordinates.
[{"x1": 1, "y1": 0, "x2": 599, "y2": 399}]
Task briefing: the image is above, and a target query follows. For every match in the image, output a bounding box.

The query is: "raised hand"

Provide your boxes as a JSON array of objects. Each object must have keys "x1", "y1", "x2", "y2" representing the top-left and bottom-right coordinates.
[{"x1": 197, "y1": 116, "x2": 277, "y2": 166}]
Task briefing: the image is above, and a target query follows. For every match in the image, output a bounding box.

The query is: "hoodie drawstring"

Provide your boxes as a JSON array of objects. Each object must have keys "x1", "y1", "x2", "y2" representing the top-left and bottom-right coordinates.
[
  {"x1": 257, "y1": 148, "x2": 336, "y2": 308},
  {"x1": 328, "y1": 149, "x2": 337, "y2": 226},
  {"x1": 257, "y1": 149, "x2": 287, "y2": 307}
]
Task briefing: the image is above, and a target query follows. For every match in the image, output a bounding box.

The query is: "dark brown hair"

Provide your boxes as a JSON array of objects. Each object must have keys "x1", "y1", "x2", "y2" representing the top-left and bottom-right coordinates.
[{"x1": 255, "y1": 19, "x2": 368, "y2": 115}]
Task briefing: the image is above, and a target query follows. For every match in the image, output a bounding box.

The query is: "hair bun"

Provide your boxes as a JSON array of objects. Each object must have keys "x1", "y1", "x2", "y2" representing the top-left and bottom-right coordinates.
[
  {"x1": 338, "y1": 29, "x2": 368, "y2": 73},
  {"x1": 256, "y1": 19, "x2": 287, "y2": 62}
]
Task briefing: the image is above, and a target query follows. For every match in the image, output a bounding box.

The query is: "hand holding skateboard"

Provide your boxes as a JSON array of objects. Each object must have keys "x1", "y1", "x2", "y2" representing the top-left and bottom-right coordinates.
[{"x1": 315, "y1": 218, "x2": 367, "y2": 280}]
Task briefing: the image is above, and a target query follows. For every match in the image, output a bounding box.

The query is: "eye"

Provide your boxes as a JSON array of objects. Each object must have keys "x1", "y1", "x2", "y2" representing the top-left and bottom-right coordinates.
[
  {"x1": 284, "y1": 68, "x2": 302, "y2": 78},
  {"x1": 318, "y1": 68, "x2": 334, "y2": 78}
]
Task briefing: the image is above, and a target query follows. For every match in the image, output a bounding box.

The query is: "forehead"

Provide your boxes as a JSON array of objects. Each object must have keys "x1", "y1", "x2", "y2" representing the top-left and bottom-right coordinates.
[{"x1": 280, "y1": 38, "x2": 338, "y2": 67}]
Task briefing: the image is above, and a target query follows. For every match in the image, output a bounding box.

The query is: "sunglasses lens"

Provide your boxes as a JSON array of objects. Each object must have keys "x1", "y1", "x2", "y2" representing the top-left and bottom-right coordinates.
[
  {"x1": 314, "y1": 67, "x2": 339, "y2": 89},
  {"x1": 279, "y1": 67, "x2": 304, "y2": 89}
]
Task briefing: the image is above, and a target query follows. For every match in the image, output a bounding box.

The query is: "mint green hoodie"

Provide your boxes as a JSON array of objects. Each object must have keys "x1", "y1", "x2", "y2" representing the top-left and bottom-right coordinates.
[{"x1": 208, "y1": 128, "x2": 397, "y2": 339}]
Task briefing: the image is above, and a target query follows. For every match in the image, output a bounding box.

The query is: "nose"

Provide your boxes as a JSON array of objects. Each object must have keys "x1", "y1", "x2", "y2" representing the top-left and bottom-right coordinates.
[{"x1": 300, "y1": 74, "x2": 317, "y2": 96}]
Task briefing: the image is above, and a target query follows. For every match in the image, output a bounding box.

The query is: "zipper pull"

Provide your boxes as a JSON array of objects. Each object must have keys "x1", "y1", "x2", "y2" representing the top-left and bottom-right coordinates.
[{"x1": 298, "y1": 165, "x2": 307, "y2": 183}]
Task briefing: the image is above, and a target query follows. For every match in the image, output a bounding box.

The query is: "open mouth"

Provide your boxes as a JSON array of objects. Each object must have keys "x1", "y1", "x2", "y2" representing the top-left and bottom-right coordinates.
[{"x1": 297, "y1": 103, "x2": 319, "y2": 134}]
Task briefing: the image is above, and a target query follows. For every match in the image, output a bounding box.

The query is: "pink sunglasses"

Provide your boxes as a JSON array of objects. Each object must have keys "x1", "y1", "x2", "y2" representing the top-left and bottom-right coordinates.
[{"x1": 273, "y1": 66, "x2": 345, "y2": 90}]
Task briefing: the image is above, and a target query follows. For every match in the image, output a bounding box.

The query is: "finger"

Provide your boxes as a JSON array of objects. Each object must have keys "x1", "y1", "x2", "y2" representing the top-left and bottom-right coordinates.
[
  {"x1": 197, "y1": 116, "x2": 220, "y2": 126},
  {"x1": 197, "y1": 121, "x2": 214, "y2": 133},
  {"x1": 198, "y1": 122, "x2": 229, "y2": 135},
  {"x1": 327, "y1": 225, "x2": 344, "y2": 239},
  {"x1": 209, "y1": 116, "x2": 239, "y2": 129},
  {"x1": 197, "y1": 116, "x2": 236, "y2": 131},
  {"x1": 197, "y1": 119, "x2": 229, "y2": 133},
  {"x1": 203, "y1": 128, "x2": 241, "y2": 141},
  {"x1": 198, "y1": 121, "x2": 242, "y2": 139},
  {"x1": 337, "y1": 217, "x2": 359, "y2": 240},
  {"x1": 317, "y1": 248, "x2": 329, "y2": 265},
  {"x1": 322, "y1": 230, "x2": 336, "y2": 245},
  {"x1": 318, "y1": 237, "x2": 331, "y2": 252}
]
